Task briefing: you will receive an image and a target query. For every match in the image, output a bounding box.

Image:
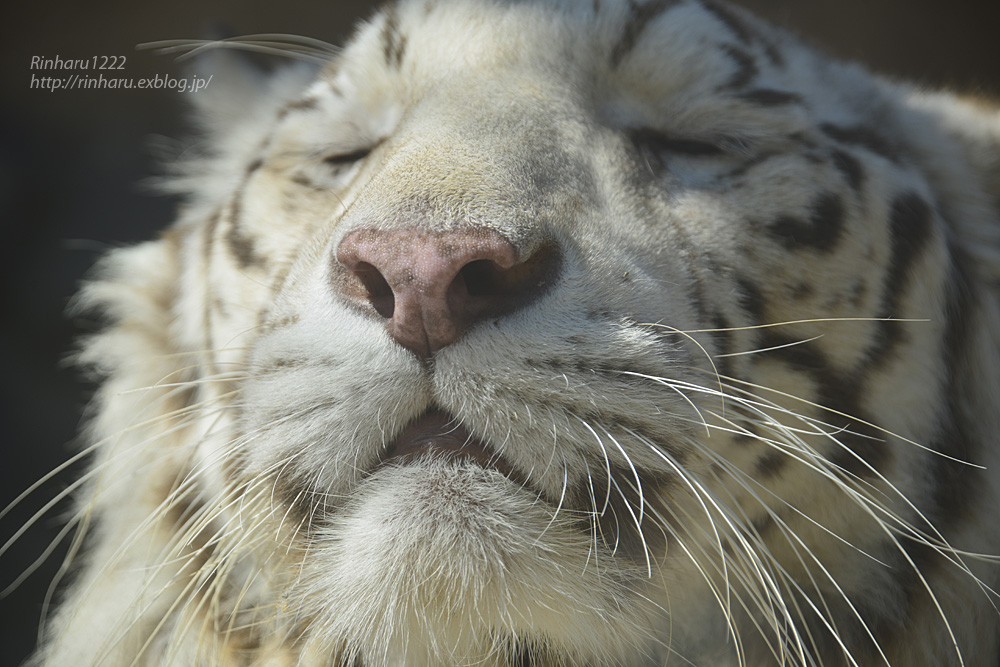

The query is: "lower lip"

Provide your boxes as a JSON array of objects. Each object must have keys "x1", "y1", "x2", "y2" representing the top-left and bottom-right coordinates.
[{"x1": 382, "y1": 410, "x2": 509, "y2": 472}]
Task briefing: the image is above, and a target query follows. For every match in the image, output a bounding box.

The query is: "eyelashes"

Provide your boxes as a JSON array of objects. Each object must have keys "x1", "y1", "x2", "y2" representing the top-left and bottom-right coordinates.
[
  {"x1": 323, "y1": 146, "x2": 374, "y2": 167},
  {"x1": 627, "y1": 128, "x2": 756, "y2": 185},
  {"x1": 309, "y1": 127, "x2": 743, "y2": 187},
  {"x1": 628, "y1": 128, "x2": 726, "y2": 158}
]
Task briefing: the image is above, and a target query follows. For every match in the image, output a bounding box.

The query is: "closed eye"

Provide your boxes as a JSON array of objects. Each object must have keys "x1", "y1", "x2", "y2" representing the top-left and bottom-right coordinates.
[
  {"x1": 288, "y1": 144, "x2": 379, "y2": 189},
  {"x1": 628, "y1": 129, "x2": 725, "y2": 157},
  {"x1": 323, "y1": 147, "x2": 374, "y2": 166}
]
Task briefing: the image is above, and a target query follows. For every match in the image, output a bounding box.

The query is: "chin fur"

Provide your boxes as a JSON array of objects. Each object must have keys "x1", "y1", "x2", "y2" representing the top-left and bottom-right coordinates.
[{"x1": 292, "y1": 461, "x2": 658, "y2": 667}]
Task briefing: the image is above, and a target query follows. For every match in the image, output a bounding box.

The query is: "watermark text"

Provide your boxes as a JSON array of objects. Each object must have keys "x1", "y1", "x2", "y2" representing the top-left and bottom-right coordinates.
[
  {"x1": 29, "y1": 72, "x2": 212, "y2": 93},
  {"x1": 28, "y1": 55, "x2": 212, "y2": 94}
]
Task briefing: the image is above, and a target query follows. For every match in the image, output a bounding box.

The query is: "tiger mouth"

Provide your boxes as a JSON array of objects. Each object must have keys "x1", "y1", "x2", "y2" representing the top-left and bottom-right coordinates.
[{"x1": 381, "y1": 409, "x2": 517, "y2": 478}]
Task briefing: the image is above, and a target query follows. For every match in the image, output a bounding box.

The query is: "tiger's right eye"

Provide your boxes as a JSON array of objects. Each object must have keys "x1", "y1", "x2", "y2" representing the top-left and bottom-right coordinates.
[{"x1": 629, "y1": 129, "x2": 725, "y2": 159}]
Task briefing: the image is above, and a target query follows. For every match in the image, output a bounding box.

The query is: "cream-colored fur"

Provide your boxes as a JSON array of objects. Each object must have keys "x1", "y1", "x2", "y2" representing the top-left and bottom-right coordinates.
[{"x1": 28, "y1": 1, "x2": 1000, "y2": 665}]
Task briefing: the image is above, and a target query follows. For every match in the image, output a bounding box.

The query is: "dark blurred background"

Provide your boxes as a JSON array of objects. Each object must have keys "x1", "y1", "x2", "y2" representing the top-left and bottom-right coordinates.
[{"x1": 0, "y1": 1, "x2": 997, "y2": 665}]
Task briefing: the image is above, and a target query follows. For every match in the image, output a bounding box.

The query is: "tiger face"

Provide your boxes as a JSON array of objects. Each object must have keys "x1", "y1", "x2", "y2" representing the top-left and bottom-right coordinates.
[{"x1": 35, "y1": 1, "x2": 1000, "y2": 666}]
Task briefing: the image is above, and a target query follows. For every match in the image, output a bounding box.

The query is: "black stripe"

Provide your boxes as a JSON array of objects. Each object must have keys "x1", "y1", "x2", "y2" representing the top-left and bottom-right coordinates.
[
  {"x1": 738, "y1": 88, "x2": 802, "y2": 106},
  {"x1": 700, "y1": 0, "x2": 753, "y2": 43},
  {"x1": 803, "y1": 193, "x2": 934, "y2": 475},
  {"x1": 767, "y1": 193, "x2": 845, "y2": 252},
  {"x1": 826, "y1": 396, "x2": 891, "y2": 478},
  {"x1": 721, "y1": 45, "x2": 757, "y2": 89},
  {"x1": 512, "y1": 642, "x2": 533, "y2": 667},
  {"x1": 830, "y1": 149, "x2": 865, "y2": 193},
  {"x1": 865, "y1": 193, "x2": 934, "y2": 364},
  {"x1": 791, "y1": 281, "x2": 814, "y2": 301},
  {"x1": 820, "y1": 123, "x2": 899, "y2": 162},
  {"x1": 761, "y1": 39, "x2": 785, "y2": 67},
  {"x1": 380, "y1": 5, "x2": 407, "y2": 68},
  {"x1": 286, "y1": 96, "x2": 318, "y2": 112},
  {"x1": 735, "y1": 275, "x2": 766, "y2": 324},
  {"x1": 710, "y1": 312, "x2": 735, "y2": 356},
  {"x1": 754, "y1": 449, "x2": 788, "y2": 478},
  {"x1": 885, "y1": 194, "x2": 934, "y2": 305},
  {"x1": 610, "y1": 0, "x2": 680, "y2": 67},
  {"x1": 203, "y1": 208, "x2": 222, "y2": 265},
  {"x1": 932, "y1": 248, "x2": 979, "y2": 519},
  {"x1": 277, "y1": 96, "x2": 319, "y2": 121},
  {"x1": 201, "y1": 209, "x2": 223, "y2": 365},
  {"x1": 724, "y1": 302, "x2": 886, "y2": 479},
  {"x1": 848, "y1": 279, "x2": 868, "y2": 307},
  {"x1": 757, "y1": 333, "x2": 890, "y2": 477},
  {"x1": 703, "y1": 0, "x2": 785, "y2": 67},
  {"x1": 874, "y1": 251, "x2": 983, "y2": 659},
  {"x1": 226, "y1": 191, "x2": 267, "y2": 269},
  {"x1": 630, "y1": 129, "x2": 725, "y2": 158},
  {"x1": 727, "y1": 403, "x2": 762, "y2": 441},
  {"x1": 708, "y1": 311, "x2": 737, "y2": 379},
  {"x1": 290, "y1": 173, "x2": 320, "y2": 189},
  {"x1": 222, "y1": 152, "x2": 273, "y2": 270},
  {"x1": 723, "y1": 151, "x2": 780, "y2": 180}
]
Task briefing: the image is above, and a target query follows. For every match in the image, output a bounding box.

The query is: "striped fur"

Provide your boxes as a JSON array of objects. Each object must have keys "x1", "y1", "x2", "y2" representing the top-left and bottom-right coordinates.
[{"x1": 27, "y1": 1, "x2": 1000, "y2": 665}]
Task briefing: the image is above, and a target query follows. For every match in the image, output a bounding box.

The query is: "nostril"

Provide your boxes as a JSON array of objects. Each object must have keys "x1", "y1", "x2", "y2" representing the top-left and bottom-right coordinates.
[
  {"x1": 456, "y1": 243, "x2": 560, "y2": 313},
  {"x1": 459, "y1": 259, "x2": 504, "y2": 297},
  {"x1": 335, "y1": 227, "x2": 561, "y2": 356},
  {"x1": 353, "y1": 261, "x2": 394, "y2": 318}
]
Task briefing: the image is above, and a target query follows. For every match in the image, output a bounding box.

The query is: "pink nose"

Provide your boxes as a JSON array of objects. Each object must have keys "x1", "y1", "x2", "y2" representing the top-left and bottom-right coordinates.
[{"x1": 336, "y1": 227, "x2": 556, "y2": 357}]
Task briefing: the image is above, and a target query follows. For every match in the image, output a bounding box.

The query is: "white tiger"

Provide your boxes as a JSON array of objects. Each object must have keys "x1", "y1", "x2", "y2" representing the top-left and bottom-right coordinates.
[{"x1": 25, "y1": 0, "x2": 1000, "y2": 665}]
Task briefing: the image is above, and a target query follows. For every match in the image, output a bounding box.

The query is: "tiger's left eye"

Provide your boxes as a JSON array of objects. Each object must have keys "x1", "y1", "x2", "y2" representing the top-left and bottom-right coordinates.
[{"x1": 323, "y1": 147, "x2": 373, "y2": 166}]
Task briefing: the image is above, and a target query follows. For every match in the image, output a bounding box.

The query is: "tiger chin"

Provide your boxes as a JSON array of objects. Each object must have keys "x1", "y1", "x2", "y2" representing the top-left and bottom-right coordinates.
[{"x1": 25, "y1": 0, "x2": 1000, "y2": 665}]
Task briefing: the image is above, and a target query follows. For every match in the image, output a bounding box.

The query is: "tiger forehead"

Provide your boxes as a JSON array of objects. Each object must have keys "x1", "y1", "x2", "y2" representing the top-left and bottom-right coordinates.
[{"x1": 331, "y1": 0, "x2": 776, "y2": 104}]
